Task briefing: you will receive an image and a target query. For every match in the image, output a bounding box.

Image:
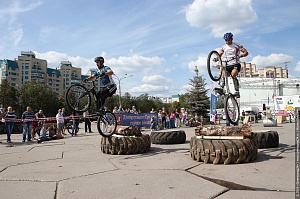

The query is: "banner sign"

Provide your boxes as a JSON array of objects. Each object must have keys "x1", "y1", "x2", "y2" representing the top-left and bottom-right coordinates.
[
  {"x1": 115, "y1": 113, "x2": 158, "y2": 128},
  {"x1": 274, "y1": 95, "x2": 300, "y2": 111},
  {"x1": 210, "y1": 93, "x2": 218, "y2": 123}
]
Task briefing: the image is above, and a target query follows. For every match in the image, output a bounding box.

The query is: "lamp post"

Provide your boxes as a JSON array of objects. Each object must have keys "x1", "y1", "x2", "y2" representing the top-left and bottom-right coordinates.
[{"x1": 114, "y1": 73, "x2": 133, "y2": 107}]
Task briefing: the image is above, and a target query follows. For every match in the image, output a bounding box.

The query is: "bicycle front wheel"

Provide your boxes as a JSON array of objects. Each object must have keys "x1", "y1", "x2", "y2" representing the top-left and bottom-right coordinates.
[
  {"x1": 207, "y1": 50, "x2": 222, "y2": 81},
  {"x1": 97, "y1": 111, "x2": 117, "y2": 137},
  {"x1": 224, "y1": 94, "x2": 240, "y2": 125},
  {"x1": 65, "y1": 84, "x2": 91, "y2": 113}
]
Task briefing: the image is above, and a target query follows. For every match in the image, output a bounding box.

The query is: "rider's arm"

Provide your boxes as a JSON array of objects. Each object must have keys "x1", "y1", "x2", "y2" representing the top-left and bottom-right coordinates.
[
  {"x1": 86, "y1": 69, "x2": 114, "y2": 81},
  {"x1": 239, "y1": 45, "x2": 248, "y2": 58},
  {"x1": 219, "y1": 49, "x2": 224, "y2": 57}
]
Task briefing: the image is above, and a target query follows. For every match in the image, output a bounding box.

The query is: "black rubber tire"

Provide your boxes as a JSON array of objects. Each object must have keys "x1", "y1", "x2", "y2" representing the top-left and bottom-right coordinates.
[
  {"x1": 251, "y1": 131, "x2": 279, "y2": 148},
  {"x1": 150, "y1": 130, "x2": 186, "y2": 144},
  {"x1": 100, "y1": 134, "x2": 151, "y2": 155},
  {"x1": 65, "y1": 84, "x2": 91, "y2": 113},
  {"x1": 224, "y1": 94, "x2": 240, "y2": 125},
  {"x1": 97, "y1": 111, "x2": 117, "y2": 137},
  {"x1": 207, "y1": 50, "x2": 222, "y2": 82},
  {"x1": 190, "y1": 136, "x2": 258, "y2": 164}
]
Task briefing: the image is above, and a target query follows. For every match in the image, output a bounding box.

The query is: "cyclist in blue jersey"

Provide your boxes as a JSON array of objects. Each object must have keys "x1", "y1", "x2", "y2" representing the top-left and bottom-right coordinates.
[{"x1": 85, "y1": 57, "x2": 117, "y2": 111}]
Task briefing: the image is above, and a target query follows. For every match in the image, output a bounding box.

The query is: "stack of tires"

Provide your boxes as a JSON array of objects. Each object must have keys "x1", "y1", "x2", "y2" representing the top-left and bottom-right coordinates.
[
  {"x1": 150, "y1": 130, "x2": 186, "y2": 144},
  {"x1": 251, "y1": 130, "x2": 279, "y2": 149},
  {"x1": 190, "y1": 125, "x2": 258, "y2": 164},
  {"x1": 190, "y1": 137, "x2": 258, "y2": 164},
  {"x1": 101, "y1": 126, "x2": 151, "y2": 155}
]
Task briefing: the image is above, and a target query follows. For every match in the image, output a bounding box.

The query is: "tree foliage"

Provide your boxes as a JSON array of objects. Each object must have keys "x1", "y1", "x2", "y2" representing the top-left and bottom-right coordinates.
[
  {"x1": 186, "y1": 72, "x2": 210, "y2": 117},
  {"x1": 18, "y1": 80, "x2": 63, "y2": 117},
  {"x1": 0, "y1": 79, "x2": 18, "y2": 111}
]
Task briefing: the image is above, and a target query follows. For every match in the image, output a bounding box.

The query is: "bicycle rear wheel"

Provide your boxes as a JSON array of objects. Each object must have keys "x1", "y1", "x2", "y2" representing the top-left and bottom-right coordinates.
[
  {"x1": 97, "y1": 111, "x2": 117, "y2": 137},
  {"x1": 224, "y1": 94, "x2": 240, "y2": 125},
  {"x1": 65, "y1": 84, "x2": 91, "y2": 113},
  {"x1": 207, "y1": 50, "x2": 222, "y2": 81}
]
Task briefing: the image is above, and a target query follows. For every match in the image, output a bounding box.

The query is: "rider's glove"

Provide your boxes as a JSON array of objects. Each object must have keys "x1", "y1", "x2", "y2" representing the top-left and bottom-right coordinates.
[{"x1": 83, "y1": 78, "x2": 89, "y2": 83}]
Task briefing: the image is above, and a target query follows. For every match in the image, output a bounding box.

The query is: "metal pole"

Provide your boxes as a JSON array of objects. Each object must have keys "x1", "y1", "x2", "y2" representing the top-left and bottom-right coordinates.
[
  {"x1": 118, "y1": 80, "x2": 122, "y2": 107},
  {"x1": 114, "y1": 74, "x2": 133, "y2": 108}
]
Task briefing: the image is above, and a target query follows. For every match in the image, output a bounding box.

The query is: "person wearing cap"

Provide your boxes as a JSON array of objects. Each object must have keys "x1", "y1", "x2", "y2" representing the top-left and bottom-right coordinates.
[
  {"x1": 214, "y1": 32, "x2": 248, "y2": 98},
  {"x1": 85, "y1": 57, "x2": 117, "y2": 112}
]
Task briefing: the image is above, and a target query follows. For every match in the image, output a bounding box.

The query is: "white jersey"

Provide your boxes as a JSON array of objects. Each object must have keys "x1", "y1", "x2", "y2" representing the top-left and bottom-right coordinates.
[{"x1": 221, "y1": 42, "x2": 242, "y2": 65}]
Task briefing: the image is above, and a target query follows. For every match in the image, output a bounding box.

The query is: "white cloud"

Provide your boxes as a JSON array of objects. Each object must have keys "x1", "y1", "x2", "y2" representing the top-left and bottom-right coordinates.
[
  {"x1": 34, "y1": 51, "x2": 165, "y2": 76},
  {"x1": 251, "y1": 53, "x2": 293, "y2": 68},
  {"x1": 0, "y1": 0, "x2": 43, "y2": 47},
  {"x1": 142, "y1": 75, "x2": 171, "y2": 85},
  {"x1": 183, "y1": 0, "x2": 257, "y2": 37},
  {"x1": 109, "y1": 54, "x2": 165, "y2": 75},
  {"x1": 295, "y1": 61, "x2": 300, "y2": 72},
  {"x1": 128, "y1": 84, "x2": 169, "y2": 94},
  {"x1": 179, "y1": 84, "x2": 192, "y2": 94},
  {"x1": 187, "y1": 53, "x2": 207, "y2": 75}
]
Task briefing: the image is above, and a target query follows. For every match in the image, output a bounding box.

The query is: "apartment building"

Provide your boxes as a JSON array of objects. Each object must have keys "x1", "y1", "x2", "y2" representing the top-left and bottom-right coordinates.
[
  {"x1": 0, "y1": 51, "x2": 92, "y2": 97},
  {"x1": 239, "y1": 62, "x2": 288, "y2": 78}
]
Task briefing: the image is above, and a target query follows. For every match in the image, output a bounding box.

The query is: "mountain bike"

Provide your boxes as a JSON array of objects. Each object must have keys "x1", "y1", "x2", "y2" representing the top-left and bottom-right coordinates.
[
  {"x1": 65, "y1": 79, "x2": 117, "y2": 137},
  {"x1": 207, "y1": 50, "x2": 240, "y2": 125}
]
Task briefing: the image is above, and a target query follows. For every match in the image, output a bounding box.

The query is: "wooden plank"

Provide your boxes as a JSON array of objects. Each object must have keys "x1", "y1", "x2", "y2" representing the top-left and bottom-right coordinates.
[
  {"x1": 243, "y1": 116, "x2": 249, "y2": 124},
  {"x1": 196, "y1": 136, "x2": 244, "y2": 140}
]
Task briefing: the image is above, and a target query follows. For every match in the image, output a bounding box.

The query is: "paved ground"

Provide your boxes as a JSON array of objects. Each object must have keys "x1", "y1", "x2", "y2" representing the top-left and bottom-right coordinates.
[{"x1": 0, "y1": 120, "x2": 296, "y2": 199}]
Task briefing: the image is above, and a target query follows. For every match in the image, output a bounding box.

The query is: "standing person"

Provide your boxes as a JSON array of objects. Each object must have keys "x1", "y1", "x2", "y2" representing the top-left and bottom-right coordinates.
[
  {"x1": 71, "y1": 111, "x2": 80, "y2": 136},
  {"x1": 84, "y1": 57, "x2": 117, "y2": 112},
  {"x1": 215, "y1": 32, "x2": 248, "y2": 98},
  {"x1": 3, "y1": 106, "x2": 17, "y2": 143},
  {"x1": 113, "y1": 106, "x2": 118, "y2": 113},
  {"x1": 32, "y1": 109, "x2": 46, "y2": 139},
  {"x1": 150, "y1": 108, "x2": 156, "y2": 113},
  {"x1": 169, "y1": 111, "x2": 175, "y2": 128},
  {"x1": 83, "y1": 110, "x2": 92, "y2": 133},
  {"x1": 175, "y1": 109, "x2": 181, "y2": 128},
  {"x1": 165, "y1": 115, "x2": 170, "y2": 129},
  {"x1": 0, "y1": 104, "x2": 5, "y2": 118},
  {"x1": 117, "y1": 105, "x2": 124, "y2": 113},
  {"x1": 61, "y1": 108, "x2": 67, "y2": 135},
  {"x1": 21, "y1": 106, "x2": 35, "y2": 142},
  {"x1": 150, "y1": 116, "x2": 157, "y2": 131},
  {"x1": 56, "y1": 109, "x2": 64, "y2": 137},
  {"x1": 161, "y1": 108, "x2": 167, "y2": 129}
]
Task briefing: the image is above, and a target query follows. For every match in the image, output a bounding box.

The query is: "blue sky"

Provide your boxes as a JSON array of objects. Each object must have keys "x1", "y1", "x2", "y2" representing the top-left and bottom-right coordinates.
[{"x1": 1, "y1": 0, "x2": 299, "y2": 97}]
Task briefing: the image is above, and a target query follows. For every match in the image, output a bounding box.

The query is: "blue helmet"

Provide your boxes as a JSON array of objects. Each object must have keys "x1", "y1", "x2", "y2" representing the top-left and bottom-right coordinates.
[{"x1": 223, "y1": 32, "x2": 233, "y2": 40}]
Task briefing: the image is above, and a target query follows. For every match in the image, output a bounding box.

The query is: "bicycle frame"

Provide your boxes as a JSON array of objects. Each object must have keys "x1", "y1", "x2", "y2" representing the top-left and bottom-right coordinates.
[{"x1": 220, "y1": 58, "x2": 237, "y2": 96}]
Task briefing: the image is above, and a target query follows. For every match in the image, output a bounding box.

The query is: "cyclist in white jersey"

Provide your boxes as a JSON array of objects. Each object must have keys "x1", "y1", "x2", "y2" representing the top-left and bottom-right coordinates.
[
  {"x1": 85, "y1": 57, "x2": 117, "y2": 111},
  {"x1": 216, "y1": 32, "x2": 248, "y2": 98}
]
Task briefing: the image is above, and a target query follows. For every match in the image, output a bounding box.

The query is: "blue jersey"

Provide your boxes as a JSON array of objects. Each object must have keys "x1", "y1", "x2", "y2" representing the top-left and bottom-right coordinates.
[{"x1": 93, "y1": 66, "x2": 115, "y2": 87}]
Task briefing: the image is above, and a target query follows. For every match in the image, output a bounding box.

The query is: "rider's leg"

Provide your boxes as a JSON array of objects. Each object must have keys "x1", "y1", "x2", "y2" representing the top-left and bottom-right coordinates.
[{"x1": 231, "y1": 69, "x2": 240, "y2": 97}]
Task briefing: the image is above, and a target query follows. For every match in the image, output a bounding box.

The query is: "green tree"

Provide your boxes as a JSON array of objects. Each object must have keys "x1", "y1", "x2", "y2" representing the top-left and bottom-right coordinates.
[
  {"x1": 187, "y1": 66, "x2": 210, "y2": 117},
  {"x1": 18, "y1": 81, "x2": 63, "y2": 117},
  {"x1": 0, "y1": 79, "x2": 19, "y2": 112}
]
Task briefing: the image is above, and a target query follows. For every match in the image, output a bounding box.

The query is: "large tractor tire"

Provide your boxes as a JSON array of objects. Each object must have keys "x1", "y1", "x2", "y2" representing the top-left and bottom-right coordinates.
[
  {"x1": 190, "y1": 136, "x2": 258, "y2": 164},
  {"x1": 251, "y1": 130, "x2": 279, "y2": 148},
  {"x1": 100, "y1": 134, "x2": 151, "y2": 155},
  {"x1": 150, "y1": 130, "x2": 186, "y2": 144}
]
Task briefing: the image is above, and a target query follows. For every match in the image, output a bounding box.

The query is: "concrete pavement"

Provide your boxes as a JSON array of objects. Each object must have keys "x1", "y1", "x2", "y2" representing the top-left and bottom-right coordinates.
[{"x1": 0, "y1": 121, "x2": 296, "y2": 199}]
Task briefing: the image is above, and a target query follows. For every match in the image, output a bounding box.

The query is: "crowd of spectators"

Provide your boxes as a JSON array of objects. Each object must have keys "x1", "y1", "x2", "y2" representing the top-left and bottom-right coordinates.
[{"x1": 0, "y1": 105, "x2": 81, "y2": 143}]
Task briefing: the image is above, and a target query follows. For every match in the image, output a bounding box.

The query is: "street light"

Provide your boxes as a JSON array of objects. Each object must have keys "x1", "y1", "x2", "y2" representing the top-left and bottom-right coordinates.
[{"x1": 113, "y1": 73, "x2": 133, "y2": 107}]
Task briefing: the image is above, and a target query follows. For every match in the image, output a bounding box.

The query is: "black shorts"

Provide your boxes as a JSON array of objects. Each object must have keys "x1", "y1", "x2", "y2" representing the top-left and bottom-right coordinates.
[
  {"x1": 226, "y1": 63, "x2": 241, "y2": 73},
  {"x1": 98, "y1": 84, "x2": 117, "y2": 99}
]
